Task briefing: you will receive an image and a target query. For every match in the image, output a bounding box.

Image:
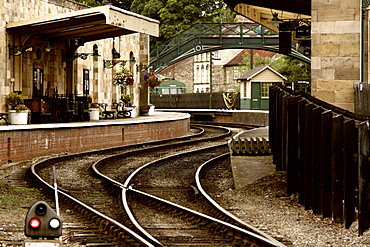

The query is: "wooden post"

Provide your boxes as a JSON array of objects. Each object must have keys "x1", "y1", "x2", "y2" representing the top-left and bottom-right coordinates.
[
  {"x1": 304, "y1": 102, "x2": 314, "y2": 210},
  {"x1": 332, "y1": 114, "x2": 344, "y2": 223},
  {"x1": 343, "y1": 119, "x2": 357, "y2": 229},
  {"x1": 321, "y1": 110, "x2": 333, "y2": 218},
  {"x1": 311, "y1": 106, "x2": 323, "y2": 214},
  {"x1": 297, "y1": 98, "x2": 307, "y2": 205},
  {"x1": 287, "y1": 96, "x2": 299, "y2": 195},
  {"x1": 358, "y1": 121, "x2": 370, "y2": 235}
]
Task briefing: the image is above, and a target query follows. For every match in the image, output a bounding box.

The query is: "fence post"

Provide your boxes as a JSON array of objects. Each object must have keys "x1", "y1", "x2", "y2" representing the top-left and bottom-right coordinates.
[
  {"x1": 275, "y1": 90, "x2": 284, "y2": 171},
  {"x1": 321, "y1": 110, "x2": 333, "y2": 218},
  {"x1": 282, "y1": 94, "x2": 289, "y2": 171},
  {"x1": 332, "y1": 114, "x2": 344, "y2": 223},
  {"x1": 304, "y1": 102, "x2": 314, "y2": 210},
  {"x1": 343, "y1": 119, "x2": 357, "y2": 229},
  {"x1": 358, "y1": 121, "x2": 370, "y2": 235},
  {"x1": 286, "y1": 96, "x2": 299, "y2": 195},
  {"x1": 311, "y1": 106, "x2": 323, "y2": 215},
  {"x1": 297, "y1": 98, "x2": 307, "y2": 205}
]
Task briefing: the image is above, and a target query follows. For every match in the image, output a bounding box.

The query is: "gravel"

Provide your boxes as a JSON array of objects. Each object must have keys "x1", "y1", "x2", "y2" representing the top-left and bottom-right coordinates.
[{"x1": 2, "y1": 155, "x2": 370, "y2": 246}]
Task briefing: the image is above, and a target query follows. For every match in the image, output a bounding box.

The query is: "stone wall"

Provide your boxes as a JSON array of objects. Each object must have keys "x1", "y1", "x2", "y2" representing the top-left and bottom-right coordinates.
[
  {"x1": 1, "y1": 0, "x2": 87, "y2": 111},
  {"x1": 1, "y1": 1, "x2": 151, "y2": 113},
  {"x1": 311, "y1": 0, "x2": 361, "y2": 111}
]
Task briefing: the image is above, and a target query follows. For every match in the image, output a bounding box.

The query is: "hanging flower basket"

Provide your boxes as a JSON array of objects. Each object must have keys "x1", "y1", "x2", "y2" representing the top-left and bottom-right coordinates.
[
  {"x1": 144, "y1": 71, "x2": 162, "y2": 88},
  {"x1": 113, "y1": 68, "x2": 134, "y2": 86}
]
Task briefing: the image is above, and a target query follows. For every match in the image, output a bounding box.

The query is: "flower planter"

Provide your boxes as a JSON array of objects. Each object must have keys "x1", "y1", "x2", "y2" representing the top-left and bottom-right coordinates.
[
  {"x1": 140, "y1": 106, "x2": 150, "y2": 116},
  {"x1": 9, "y1": 110, "x2": 29, "y2": 125},
  {"x1": 124, "y1": 107, "x2": 137, "y2": 118},
  {"x1": 149, "y1": 105, "x2": 155, "y2": 116},
  {"x1": 89, "y1": 108, "x2": 100, "y2": 120}
]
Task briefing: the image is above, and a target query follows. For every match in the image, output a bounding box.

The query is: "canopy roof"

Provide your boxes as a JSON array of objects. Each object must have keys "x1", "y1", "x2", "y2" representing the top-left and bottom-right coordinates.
[
  {"x1": 6, "y1": 5, "x2": 159, "y2": 44},
  {"x1": 223, "y1": 0, "x2": 311, "y2": 32},
  {"x1": 224, "y1": 0, "x2": 311, "y2": 16}
]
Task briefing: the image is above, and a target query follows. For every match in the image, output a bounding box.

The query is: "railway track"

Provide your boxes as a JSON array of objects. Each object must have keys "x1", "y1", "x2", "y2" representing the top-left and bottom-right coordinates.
[{"x1": 23, "y1": 124, "x2": 286, "y2": 246}]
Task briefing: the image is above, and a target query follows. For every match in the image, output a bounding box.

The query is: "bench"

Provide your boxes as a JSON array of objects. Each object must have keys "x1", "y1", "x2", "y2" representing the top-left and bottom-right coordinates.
[
  {"x1": 116, "y1": 102, "x2": 132, "y2": 118},
  {"x1": 98, "y1": 103, "x2": 115, "y2": 119},
  {"x1": 0, "y1": 112, "x2": 9, "y2": 125}
]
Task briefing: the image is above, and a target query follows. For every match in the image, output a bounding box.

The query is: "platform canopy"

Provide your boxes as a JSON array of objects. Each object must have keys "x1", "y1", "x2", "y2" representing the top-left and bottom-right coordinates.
[
  {"x1": 223, "y1": 0, "x2": 311, "y2": 31},
  {"x1": 6, "y1": 5, "x2": 159, "y2": 44}
]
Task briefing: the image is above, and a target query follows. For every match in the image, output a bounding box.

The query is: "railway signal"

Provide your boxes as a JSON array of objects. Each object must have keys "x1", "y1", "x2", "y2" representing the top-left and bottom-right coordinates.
[{"x1": 24, "y1": 201, "x2": 62, "y2": 239}]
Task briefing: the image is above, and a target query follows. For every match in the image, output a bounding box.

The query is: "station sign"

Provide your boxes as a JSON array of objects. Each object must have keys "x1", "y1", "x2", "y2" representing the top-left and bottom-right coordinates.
[{"x1": 294, "y1": 26, "x2": 311, "y2": 40}]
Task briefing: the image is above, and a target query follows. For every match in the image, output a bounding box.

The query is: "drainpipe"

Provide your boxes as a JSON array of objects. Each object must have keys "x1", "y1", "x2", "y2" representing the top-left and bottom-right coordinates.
[{"x1": 361, "y1": 0, "x2": 370, "y2": 82}]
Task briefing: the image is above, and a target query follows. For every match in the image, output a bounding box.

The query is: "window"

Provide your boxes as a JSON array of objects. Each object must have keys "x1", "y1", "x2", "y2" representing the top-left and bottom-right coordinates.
[
  {"x1": 261, "y1": 83, "x2": 272, "y2": 97},
  {"x1": 233, "y1": 67, "x2": 239, "y2": 79}
]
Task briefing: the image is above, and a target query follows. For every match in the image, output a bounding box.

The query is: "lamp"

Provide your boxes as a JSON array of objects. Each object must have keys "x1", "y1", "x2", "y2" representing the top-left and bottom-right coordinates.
[
  {"x1": 267, "y1": 13, "x2": 284, "y2": 28},
  {"x1": 8, "y1": 45, "x2": 35, "y2": 56},
  {"x1": 103, "y1": 57, "x2": 136, "y2": 69},
  {"x1": 137, "y1": 64, "x2": 152, "y2": 72},
  {"x1": 45, "y1": 42, "x2": 53, "y2": 52},
  {"x1": 112, "y1": 48, "x2": 121, "y2": 59}
]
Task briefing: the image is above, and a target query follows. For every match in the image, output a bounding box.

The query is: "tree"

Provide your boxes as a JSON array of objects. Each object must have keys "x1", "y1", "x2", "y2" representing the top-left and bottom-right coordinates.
[
  {"x1": 270, "y1": 55, "x2": 310, "y2": 84},
  {"x1": 238, "y1": 51, "x2": 273, "y2": 75},
  {"x1": 130, "y1": 0, "x2": 235, "y2": 47}
]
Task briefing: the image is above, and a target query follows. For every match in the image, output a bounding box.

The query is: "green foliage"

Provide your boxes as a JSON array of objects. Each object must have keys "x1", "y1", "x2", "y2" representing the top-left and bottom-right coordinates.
[
  {"x1": 129, "y1": 0, "x2": 235, "y2": 47},
  {"x1": 5, "y1": 92, "x2": 24, "y2": 109},
  {"x1": 73, "y1": 0, "x2": 102, "y2": 7},
  {"x1": 270, "y1": 55, "x2": 311, "y2": 84},
  {"x1": 0, "y1": 180, "x2": 45, "y2": 210},
  {"x1": 239, "y1": 52, "x2": 273, "y2": 75}
]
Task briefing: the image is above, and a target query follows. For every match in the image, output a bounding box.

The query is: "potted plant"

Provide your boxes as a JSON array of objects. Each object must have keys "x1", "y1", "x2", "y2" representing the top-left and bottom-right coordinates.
[
  {"x1": 113, "y1": 68, "x2": 134, "y2": 86},
  {"x1": 139, "y1": 105, "x2": 150, "y2": 116},
  {"x1": 144, "y1": 71, "x2": 162, "y2": 89},
  {"x1": 89, "y1": 103, "x2": 101, "y2": 121},
  {"x1": 120, "y1": 94, "x2": 132, "y2": 107},
  {"x1": 148, "y1": 103, "x2": 155, "y2": 115},
  {"x1": 5, "y1": 92, "x2": 29, "y2": 124},
  {"x1": 5, "y1": 92, "x2": 24, "y2": 110}
]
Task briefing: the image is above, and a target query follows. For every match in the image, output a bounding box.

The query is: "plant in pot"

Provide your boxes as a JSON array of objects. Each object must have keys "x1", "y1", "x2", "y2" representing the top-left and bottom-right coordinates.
[
  {"x1": 89, "y1": 103, "x2": 101, "y2": 121},
  {"x1": 120, "y1": 94, "x2": 132, "y2": 107},
  {"x1": 5, "y1": 92, "x2": 24, "y2": 110},
  {"x1": 113, "y1": 68, "x2": 134, "y2": 87},
  {"x1": 5, "y1": 92, "x2": 29, "y2": 124}
]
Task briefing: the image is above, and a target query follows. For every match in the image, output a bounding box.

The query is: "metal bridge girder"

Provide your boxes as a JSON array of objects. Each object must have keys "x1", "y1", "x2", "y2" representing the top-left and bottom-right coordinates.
[{"x1": 150, "y1": 23, "x2": 311, "y2": 72}]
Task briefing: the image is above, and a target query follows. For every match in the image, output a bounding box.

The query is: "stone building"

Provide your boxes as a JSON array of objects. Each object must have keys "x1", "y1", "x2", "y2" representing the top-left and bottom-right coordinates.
[
  {"x1": 160, "y1": 49, "x2": 276, "y2": 94},
  {"x1": 224, "y1": 0, "x2": 365, "y2": 112},
  {"x1": 1, "y1": 0, "x2": 159, "y2": 117}
]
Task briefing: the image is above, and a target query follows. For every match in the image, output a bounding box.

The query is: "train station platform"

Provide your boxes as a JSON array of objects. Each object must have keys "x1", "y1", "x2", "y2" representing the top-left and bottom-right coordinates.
[
  {"x1": 230, "y1": 127, "x2": 275, "y2": 189},
  {"x1": 0, "y1": 111, "x2": 191, "y2": 167}
]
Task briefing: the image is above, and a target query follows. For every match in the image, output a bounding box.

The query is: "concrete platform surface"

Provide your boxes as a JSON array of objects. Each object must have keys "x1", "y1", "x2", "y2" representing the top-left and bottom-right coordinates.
[{"x1": 230, "y1": 126, "x2": 273, "y2": 189}]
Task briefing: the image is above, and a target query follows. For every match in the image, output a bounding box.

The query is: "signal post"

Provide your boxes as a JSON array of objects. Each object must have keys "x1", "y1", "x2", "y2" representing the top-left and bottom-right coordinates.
[{"x1": 24, "y1": 201, "x2": 62, "y2": 247}]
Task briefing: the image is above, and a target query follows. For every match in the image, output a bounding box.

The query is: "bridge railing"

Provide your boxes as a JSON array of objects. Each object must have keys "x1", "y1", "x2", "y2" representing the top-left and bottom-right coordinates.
[
  {"x1": 150, "y1": 23, "x2": 277, "y2": 59},
  {"x1": 269, "y1": 84, "x2": 370, "y2": 235}
]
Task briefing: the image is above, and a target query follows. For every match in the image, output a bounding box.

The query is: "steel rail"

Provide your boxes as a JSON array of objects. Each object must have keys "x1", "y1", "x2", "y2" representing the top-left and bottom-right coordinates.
[
  {"x1": 195, "y1": 153, "x2": 287, "y2": 247},
  {"x1": 29, "y1": 159, "x2": 156, "y2": 247}
]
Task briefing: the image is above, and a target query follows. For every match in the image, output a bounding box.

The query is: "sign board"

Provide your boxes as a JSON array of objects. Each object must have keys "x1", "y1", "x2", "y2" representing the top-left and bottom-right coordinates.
[
  {"x1": 24, "y1": 240, "x2": 61, "y2": 247},
  {"x1": 68, "y1": 37, "x2": 84, "y2": 46},
  {"x1": 294, "y1": 26, "x2": 310, "y2": 40}
]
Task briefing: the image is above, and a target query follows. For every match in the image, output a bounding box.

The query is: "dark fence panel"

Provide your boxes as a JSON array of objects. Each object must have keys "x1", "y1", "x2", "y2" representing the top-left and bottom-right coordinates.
[
  {"x1": 150, "y1": 92, "x2": 240, "y2": 109},
  {"x1": 269, "y1": 84, "x2": 370, "y2": 235}
]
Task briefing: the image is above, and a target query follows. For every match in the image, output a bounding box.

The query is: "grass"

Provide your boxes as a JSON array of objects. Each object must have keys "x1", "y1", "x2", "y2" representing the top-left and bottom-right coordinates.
[{"x1": 0, "y1": 180, "x2": 46, "y2": 211}]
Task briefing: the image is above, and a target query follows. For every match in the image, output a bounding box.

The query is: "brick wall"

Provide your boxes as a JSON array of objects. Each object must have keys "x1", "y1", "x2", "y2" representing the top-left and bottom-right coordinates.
[{"x1": 0, "y1": 118, "x2": 190, "y2": 165}]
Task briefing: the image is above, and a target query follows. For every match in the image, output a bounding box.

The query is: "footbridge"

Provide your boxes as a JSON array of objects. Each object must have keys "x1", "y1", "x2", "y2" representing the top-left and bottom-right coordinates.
[{"x1": 150, "y1": 23, "x2": 311, "y2": 72}]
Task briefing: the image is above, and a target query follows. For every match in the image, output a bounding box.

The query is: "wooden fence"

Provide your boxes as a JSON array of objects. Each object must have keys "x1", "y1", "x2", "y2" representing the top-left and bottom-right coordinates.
[
  {"x1": 269, "y1": 84, "x2": 370, "y2": 235},
  {"x1": 150, "y1": 92, "x2": 240, "y2": 109}
]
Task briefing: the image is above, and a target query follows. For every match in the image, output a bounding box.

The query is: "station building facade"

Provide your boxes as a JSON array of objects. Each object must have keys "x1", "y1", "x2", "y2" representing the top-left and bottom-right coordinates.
[{"x1": 1, "y1": 0, "x2": 159, "y2": 116}]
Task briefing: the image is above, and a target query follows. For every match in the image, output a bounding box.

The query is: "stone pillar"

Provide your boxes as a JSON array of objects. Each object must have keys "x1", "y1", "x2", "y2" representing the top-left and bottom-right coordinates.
[
  {"x1": 138, "y1": 34, "x2": 150, "y2": 109},
  {"x1": 311, "y1": 0, "x2": 361, "y2": 112}
]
